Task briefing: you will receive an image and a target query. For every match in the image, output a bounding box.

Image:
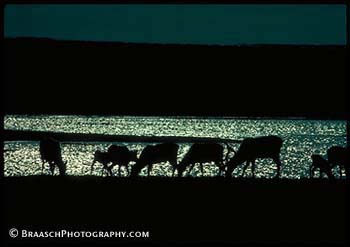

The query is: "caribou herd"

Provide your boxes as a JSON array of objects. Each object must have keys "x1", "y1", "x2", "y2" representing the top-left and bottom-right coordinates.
[{"x1": 39, "y1": 136, "x2": 348, "y2": 179}]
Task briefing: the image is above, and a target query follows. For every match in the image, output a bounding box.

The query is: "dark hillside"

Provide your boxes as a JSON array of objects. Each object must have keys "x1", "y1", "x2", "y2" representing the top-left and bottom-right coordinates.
[{"x1": 3, "y1": 38, "x2": 346, "y2": 118}]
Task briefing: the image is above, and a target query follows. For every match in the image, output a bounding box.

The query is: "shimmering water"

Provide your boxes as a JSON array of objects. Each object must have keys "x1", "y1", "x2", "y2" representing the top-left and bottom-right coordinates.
[{"x1": 4, "y1": 115, "x2": 347, "y2": 178}]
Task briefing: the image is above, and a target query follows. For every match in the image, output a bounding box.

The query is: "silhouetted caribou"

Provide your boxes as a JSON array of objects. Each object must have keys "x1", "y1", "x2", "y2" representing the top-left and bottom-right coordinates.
[
  {"x1": 91, "y1": 145, "x2": 137, "y2": 176},
  {"x1": 327, "y1": 146, "x2": 348, "y2": 179},
  {"x1": 175, "y1": 143, "x2": 225, "y2": 177},
  {"x1": 39, "y1": 138, "x2": 66, "y2": 176},
  {"x1": 310, "y1": 154, "x2": 334, "y2": 180},
  {"x1": 130, "y1": 143, "x2": 179, "y2": 177},
  {"x1": 225, "y1": 136, "x2": 283, "y2": 178},
  {"x1": 107, "y1": 145, "x2": 138, "y2": 176}
]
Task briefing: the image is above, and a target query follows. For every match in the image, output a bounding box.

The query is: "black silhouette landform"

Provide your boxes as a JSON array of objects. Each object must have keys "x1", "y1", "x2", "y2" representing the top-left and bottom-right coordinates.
[{"x1": 3, "y1": 37, "x2": 346, "y2": 118}]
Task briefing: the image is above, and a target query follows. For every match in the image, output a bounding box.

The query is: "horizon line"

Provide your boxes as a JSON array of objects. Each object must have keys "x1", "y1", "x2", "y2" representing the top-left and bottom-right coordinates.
[{"x1": 5, "y1": 36, "x2": 346, "y2": 48}]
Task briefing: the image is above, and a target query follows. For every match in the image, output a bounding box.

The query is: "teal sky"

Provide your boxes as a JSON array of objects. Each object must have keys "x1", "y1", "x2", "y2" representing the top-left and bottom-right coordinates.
[{"x1": 4, "y1": 4, "x2": 347, "y2": 45}]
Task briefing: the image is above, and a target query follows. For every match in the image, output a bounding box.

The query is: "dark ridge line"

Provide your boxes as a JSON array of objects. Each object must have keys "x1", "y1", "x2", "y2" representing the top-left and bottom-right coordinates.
[
  {"x1": 4, "y1": 0, "x2": 347, "y2": 4},
  {"x1": 3, "y1": 129, "x2": 242, "y2": 144},
  {"x1": 4, "y1": 37, "x2": 345, "y2": 49}
]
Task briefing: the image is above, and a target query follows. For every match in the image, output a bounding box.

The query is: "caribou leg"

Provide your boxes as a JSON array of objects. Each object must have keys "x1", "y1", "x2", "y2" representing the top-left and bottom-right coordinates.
[
  {"x1": 109, "y1": 167, "x2": 114, "y2": 176},
  {"x1": 241, "y1": 161, "x2": 250, "y2": 177},
  {"x1": 41, "y1": 161, "x2": 45, "y2": 174},
  {"x1": 273, "y1": 157, "x2": 282, "y2": 178},
  {"x1": 225, "y1": 166, "x2": 234, "y2": 178},
  {"x1": 217, "y1": 162, "x2": 224, "y2": 176},
  {"x1": 147, "y1": 164, "x2": 153, "y2": 176},
  {"x1": 310, "y1": 166, "x2": 316, "y2": 178},
  {"x1": 200, "y1": 163, "x2": 204, "y2": 177},
  {"x1": 126, "y1": 165, "x2": 130, "y2": 176},
  {"x1": 105, "y1": 165, "x2": 113, "y2": 176},
  {"x1": 338, "y1": 165, "x2": 343, "y2": 179},
  {"x1": 187, "y1": 163, "x2": 196, "y2": 176},
  {"x1": 170, "y1": 160, "x2": 177, "y2": 177},
  {"x1": 101, "y1": 163, "x2": 109, "y2": 176},
  {"x1": 345, "y1": 166, "x2": 350, "y2": 180},
  {"x1": 325, "y1": 169, "x2": 335, "y2": 180},
  {"x1": 91, "y1": 159, "x2": 96, "y2": 174},
  {"x1": 251, "y1": 160, "x2": 256, "y2": 178},
  {"x1": 49, "y1": 162, "x2": 55, "y2": 175}
]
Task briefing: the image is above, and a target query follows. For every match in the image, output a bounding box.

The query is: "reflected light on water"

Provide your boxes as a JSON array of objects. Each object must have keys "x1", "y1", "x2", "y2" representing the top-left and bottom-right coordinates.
[{"x1": 4, "y1": 116, "x2": 347, "y2": 178}]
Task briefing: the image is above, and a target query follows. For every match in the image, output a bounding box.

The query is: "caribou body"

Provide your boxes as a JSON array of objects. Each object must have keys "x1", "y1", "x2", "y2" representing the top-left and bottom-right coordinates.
[
  {"x1": 176, "y1": 143, "x2": 225, "y2": 177},
  {"x1": 225, "y1": 136, "x2": 283, "y2": 178},
  {"x1": 91, "y1": 145, "x2": 137, "y2": 176},
  {"x1": 130, "y1": 143, "x2": 179, "y2": 177},
  {"x1": 39, "y1": 138, "x2": 66, "y2": 176}
]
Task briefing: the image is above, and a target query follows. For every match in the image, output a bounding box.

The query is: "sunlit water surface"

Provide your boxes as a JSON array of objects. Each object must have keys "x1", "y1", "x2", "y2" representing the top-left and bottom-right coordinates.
[{"x1": 4, "y1": 115, "x2": 347, "y2": 178}]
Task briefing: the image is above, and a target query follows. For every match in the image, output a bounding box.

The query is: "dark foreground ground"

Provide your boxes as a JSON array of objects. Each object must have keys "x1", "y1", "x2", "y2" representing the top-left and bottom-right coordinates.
[{"x1": 0, "y1": 176, "x2": 348, "y2": 246}]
